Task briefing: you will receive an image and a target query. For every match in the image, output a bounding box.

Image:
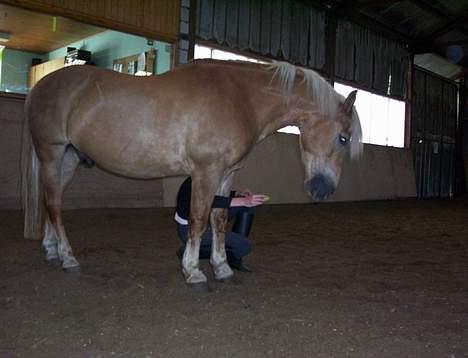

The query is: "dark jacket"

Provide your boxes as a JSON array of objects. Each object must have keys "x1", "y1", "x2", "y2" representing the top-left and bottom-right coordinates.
[{"x1": 175, "y1": 177, "x2": 235, "y2": 222}]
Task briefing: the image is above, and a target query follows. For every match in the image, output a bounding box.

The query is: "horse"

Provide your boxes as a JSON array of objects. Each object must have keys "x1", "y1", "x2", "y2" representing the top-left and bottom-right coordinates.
[{"x1": 21, "y1": 59, "x2": 362, "y2": 289}]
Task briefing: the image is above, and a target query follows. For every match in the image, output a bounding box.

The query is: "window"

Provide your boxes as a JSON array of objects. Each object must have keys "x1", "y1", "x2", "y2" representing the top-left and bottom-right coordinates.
[
  {"x1": 194, "y1": 44, "x2": 266, "y2": 63},
  {"x1": 334, "y1": 83, "x2": 406, "y2": 148},
  {"x1": 194, "y1": 45, "x2": 406, "y2": 145}
]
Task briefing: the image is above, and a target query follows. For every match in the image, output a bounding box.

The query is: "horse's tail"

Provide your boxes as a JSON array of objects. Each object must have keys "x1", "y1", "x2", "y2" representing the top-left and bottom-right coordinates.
[{"x1": 21, "y1": 95, "x2": 44, "y2": 240}]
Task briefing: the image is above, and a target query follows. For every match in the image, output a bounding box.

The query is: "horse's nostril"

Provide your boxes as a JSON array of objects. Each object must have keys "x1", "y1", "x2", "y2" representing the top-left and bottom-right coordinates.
[{"x1": 307, "y1": 174, "x2": 335, "y2": 200}]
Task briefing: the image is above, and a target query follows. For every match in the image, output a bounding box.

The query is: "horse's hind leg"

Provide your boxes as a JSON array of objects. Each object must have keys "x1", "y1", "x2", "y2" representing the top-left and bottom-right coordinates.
[{"x1": 40, "y1": 146, "x2": 80, "y2": 271}]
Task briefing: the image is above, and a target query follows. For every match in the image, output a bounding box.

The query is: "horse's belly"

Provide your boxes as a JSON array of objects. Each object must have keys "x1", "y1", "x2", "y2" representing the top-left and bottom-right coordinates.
[
  {"x1": 75, "y1": 137, "x2": 187, "y2": 179},
  {"x1": 97, "y1": 156, "x2": 185, "y2": 179}
]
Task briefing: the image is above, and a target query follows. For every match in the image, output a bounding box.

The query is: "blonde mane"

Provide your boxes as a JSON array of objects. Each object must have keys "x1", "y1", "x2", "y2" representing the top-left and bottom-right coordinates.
[{"x1": 268, "y1": 61, "x2": 363, "y2": 158}]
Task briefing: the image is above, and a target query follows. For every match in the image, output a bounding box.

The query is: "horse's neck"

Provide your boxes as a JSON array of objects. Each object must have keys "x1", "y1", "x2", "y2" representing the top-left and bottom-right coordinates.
[
  {"x1": 236, "y1": 66, "x2": 319, "y2": 141},
  {"x1": 253, "y1": 87, "x2": 307, "y2": 141},
  {"x1": 257, "y1": 103, "x2": 299, "y2": 141}
]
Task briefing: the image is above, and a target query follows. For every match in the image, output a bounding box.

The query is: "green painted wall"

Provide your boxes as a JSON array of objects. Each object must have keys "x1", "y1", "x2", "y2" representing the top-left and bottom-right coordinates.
[
  {"x1": 0, "y1": 30, "x2": 172, "y2": 94},
  {"x1": 0, "y1": 49, "x2": 44, "y2": 93},
  {"x1": 47, "y1": 30, "x2": 172, "y2": 75}
]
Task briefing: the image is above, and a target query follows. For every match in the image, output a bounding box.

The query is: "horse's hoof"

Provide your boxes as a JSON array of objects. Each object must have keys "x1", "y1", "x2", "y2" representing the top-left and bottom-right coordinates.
[
  {"x1": 46, "y1": 258, "x2": 61, "y2": 266},
  {"x1": 63, "y1": 265, "x2": 80, "y2": 273},
  {"x1": 187, "y1": 281, "x2": 210, "y2": 292}
]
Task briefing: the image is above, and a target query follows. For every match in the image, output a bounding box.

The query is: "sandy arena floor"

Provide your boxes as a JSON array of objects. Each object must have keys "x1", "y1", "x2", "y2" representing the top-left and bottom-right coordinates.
[{"x1": 1, "y1": 199, "x2": 468, "y2": 357}]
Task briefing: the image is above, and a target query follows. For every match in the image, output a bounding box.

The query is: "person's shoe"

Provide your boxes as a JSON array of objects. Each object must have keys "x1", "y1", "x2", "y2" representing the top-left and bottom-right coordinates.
[{"x1": 229, "y1": 258, "x2": 253, "y2": 272}]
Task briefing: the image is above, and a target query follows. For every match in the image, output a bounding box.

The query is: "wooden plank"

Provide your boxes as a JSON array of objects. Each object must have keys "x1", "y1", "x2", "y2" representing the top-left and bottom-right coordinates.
[
  {"x1": 289, "y1": 1, "x2": 308, "y2": 66},
  {"x1": 270, "y1": 0, "x2": 282, "y2": 58},
  {"x1": 226, "y1": 0, "x2": 239, "y2": 47},
  {"x1": 237, "y1": 0, "x2": 250, "y2": 50},
  {"x1": 372, "y1": 35, "x2": 391, "y2": 93},
  {"x1": 355, "y1": 26, "x2": 373, "y2": 88},
  {"x1": 335, "y1": 20, "x2": 354, "y2": 81},
  {"x1": 309, "y1": 9, "x2": 325, "y2": 71},
  {"x1": 260, "y1": 0, "x2": 271, "y2": 55},
  {"x1": 213, "y1": 0, "x2": 227, "y2": 44},
  {"x1": 248, "y1": 0, "x2": 261, "y2": 52},
  {"x1": 280, "y1": 0, "x2": 291, "y2": 60},
  {"x1": 412, "y1": 69, "x2": 426, "y2": 137}
]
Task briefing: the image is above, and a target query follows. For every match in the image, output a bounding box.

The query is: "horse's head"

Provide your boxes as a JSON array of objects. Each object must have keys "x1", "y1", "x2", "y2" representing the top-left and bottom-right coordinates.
[
  {"x1": 298, "y1": 90, "x2": 361, "y2": 201},
  {"x1": 268, "y1": 61, "x2": 362, "y2": 201}
]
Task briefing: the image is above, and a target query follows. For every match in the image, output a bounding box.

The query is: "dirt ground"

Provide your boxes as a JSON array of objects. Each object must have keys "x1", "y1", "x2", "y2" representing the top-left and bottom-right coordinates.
[{"x1": 1, "y1": 199, "x2": 468, "y2": 358}]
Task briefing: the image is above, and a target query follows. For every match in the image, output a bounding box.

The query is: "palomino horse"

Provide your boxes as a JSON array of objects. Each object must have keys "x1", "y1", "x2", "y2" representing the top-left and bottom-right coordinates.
[{"x1": 22, "y1": 59, "x2": 362, "y2": 288}]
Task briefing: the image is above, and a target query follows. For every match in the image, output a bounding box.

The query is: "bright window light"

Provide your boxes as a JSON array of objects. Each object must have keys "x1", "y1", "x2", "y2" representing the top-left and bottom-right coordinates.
[
  {"x1": 334, "y1": 82, "x2": 406, "y2": 148},
  {"x1": 194, "y1": 44, "x2": 266, "y2": 64},
  {"x1": 277, "y1": 126, "x2": 300, "y2": 135}
]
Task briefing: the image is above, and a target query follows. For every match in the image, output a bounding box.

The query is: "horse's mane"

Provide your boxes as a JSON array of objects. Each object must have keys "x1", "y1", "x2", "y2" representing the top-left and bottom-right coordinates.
[{"x1": 268, "y1": 61, "x2": 363, "y2": 158}]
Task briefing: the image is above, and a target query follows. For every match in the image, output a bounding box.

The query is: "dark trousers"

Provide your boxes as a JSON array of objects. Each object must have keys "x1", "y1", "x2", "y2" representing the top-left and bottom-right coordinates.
[{"x1": 177, "y1": 207, "x2": 254, "y2": 261}]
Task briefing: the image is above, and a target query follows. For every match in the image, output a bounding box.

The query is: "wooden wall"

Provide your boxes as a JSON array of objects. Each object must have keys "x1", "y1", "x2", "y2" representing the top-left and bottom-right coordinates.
[
  {"x1": 0, "y1": 93, "x2": 24, "y2": 209},
  {"x1": 0, "y1": 0, "x2": 180, "y2": 43}
]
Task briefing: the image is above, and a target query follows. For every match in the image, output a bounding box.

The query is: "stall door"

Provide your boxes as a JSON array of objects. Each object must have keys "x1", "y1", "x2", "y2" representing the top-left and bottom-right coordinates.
[{"x1": 412, "y1": 69, "x2": 458, "y2": 198}]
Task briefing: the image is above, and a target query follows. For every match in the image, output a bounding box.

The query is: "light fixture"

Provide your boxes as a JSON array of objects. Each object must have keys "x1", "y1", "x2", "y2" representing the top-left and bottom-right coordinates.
[{"x1": 0, "y1": 32, "x2": 10, "y2": 43}]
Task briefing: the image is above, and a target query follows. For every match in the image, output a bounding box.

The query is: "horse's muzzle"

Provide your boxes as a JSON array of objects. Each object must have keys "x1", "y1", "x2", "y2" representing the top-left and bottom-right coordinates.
[{"x1": 307, "y1": 174, "x2": 336, "y2": 201}]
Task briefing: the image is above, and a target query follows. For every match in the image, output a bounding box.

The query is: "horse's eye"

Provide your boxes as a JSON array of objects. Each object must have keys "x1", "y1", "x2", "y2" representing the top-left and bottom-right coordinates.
[{"x1": 338, "y1": 134, "x2": 349, "y2": 146}]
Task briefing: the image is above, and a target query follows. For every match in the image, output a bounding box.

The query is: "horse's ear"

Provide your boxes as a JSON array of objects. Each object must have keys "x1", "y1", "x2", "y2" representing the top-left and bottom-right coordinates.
[{"x1": 343, "y1": 90, "x2": 357, "y2": 114}]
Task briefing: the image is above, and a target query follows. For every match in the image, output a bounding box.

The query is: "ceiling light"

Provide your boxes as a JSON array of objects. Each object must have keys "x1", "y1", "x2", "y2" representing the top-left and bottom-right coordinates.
[{"x1": 0, "y1": 32, "x2": 10, "y2": 43}]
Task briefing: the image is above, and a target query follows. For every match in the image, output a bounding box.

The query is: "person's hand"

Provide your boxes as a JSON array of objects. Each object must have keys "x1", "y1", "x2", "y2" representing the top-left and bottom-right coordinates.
[
  {"x1": 231, "y1": 194, "x2": 268, "y2": 207},
  {"x1": 236, "y1": 189, "x2": 253, "y2": 197}
]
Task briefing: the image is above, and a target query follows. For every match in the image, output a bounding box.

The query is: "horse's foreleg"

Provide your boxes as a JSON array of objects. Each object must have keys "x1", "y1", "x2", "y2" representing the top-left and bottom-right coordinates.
[
  {"x1": 182, "y1": 217, "x2": 208, "y2": 286},
  {"x1": 210, "y1": 173, "x2": 234, "y2": 281},
  {"x1": 210, "y1": 208, "x2": 233, "y2": 280},
  {"x1": 41, "y1": 147, "x2": 80, "y2": 271},
  {"x1": 182, "y1": 171, "x2": 221, "y2": 286}
]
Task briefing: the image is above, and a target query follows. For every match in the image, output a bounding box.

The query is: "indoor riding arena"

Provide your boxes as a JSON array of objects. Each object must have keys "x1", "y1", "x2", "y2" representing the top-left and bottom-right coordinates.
[{"x1": 1, "y1": 1, "x2": 468, "y2": 357}]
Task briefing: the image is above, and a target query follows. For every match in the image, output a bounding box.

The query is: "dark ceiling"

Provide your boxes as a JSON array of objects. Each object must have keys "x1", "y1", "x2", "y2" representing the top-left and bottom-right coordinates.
[{"x1": 308, "y1": 0, "x2": 468, "y2": 76}]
